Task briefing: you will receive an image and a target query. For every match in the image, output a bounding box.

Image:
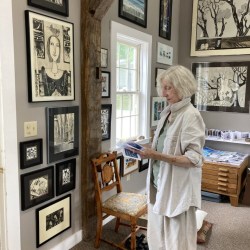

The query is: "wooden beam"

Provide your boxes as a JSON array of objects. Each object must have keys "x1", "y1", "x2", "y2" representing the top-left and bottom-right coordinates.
[
  {"x1": 80, "y1": 0, "x2": 114, "y2": 240},
  {"x1": 89, "y1": 0, "x2": 114, "y2": 20}
]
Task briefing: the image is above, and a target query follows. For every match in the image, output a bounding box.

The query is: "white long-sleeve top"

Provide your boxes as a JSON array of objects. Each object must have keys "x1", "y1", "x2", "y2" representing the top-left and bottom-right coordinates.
[{"x1": 146, "y1": 98, "x2": 205, "y2": 217}]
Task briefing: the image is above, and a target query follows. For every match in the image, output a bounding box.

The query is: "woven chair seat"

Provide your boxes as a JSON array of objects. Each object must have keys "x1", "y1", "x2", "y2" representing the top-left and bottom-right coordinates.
[{"x1": 103, "y1": 192, "x2": 147, "y2": 216}]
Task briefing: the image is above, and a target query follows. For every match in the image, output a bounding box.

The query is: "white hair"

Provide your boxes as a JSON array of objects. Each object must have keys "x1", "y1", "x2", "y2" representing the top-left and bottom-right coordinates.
[{"x1": 156, "y1": 65, "x2": 197, "y2": 99}]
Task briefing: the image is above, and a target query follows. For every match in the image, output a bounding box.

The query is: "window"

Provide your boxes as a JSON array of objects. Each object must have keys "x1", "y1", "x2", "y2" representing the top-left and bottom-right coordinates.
[
  {"x1": 116, "y1": 41, "x2": 140, "y2": 141},
  {"x1": 110, "y1": 21, "x2": 152, "y2": 149}
]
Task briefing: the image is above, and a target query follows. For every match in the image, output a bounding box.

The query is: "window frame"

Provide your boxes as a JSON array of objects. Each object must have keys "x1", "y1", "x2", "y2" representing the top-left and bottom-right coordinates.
[{"x1": 110, "y1": 21, "x2": 152, "y2": 149}]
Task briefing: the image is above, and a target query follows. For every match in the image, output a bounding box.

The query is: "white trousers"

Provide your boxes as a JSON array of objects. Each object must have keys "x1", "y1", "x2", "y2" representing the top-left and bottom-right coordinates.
[{"x1": 147, "y1": 203, "x2": 197, "y2": 250}]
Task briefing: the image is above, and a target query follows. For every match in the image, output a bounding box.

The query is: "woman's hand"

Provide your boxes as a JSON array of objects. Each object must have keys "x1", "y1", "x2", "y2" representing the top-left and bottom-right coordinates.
[{"x1": 132, "y1": 147, "x2": 157, "y2": 160}]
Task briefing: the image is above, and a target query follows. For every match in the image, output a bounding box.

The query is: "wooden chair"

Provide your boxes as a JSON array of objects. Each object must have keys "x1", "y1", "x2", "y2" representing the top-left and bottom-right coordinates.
[{"x1": 91, "y1": 151, "x2": 147, "y2": 250}]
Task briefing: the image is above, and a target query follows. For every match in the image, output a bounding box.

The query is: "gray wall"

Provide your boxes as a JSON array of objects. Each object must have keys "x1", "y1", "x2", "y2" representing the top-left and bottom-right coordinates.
[
  {"x1": 12, "y1": 1, "x2": 81, "y2": 249},
  {"x1": 101, "y1": 0, "x2": 181, "y2": 193},
  {"x1": 179, "y1": 0, "x2": 250, "y2": 156}
]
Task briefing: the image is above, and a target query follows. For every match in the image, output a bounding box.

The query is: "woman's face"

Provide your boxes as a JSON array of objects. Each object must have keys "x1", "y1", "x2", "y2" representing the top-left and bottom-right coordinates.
[
  {"x1": 49, "y1": 36, "x2": 60, "y2": 62},
  {"x1": 161, "y1": 80, "x2": 181, "y2": 104}
]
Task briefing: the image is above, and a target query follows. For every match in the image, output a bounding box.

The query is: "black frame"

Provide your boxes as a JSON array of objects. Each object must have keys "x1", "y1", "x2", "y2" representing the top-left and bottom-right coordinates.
[
  {"x1": 101, "y1": 71, "x2": 111, "y2": 98},
  {"x1": 36, "y1": 194, "x2": 71, "y2": 247},
  {"x1": 56, "y1": 158, "x2": 76, "y2": 195},
  {"x1": 101, "y1": 104, "x2": 112, "y2": 141},
  {"x1": 25, "y1": 11, "x2": 75, "y2": 102},
  {"x1": 46, "y1": 106, "x2": 79, "y2": 163},
  {"x1": 20, "y1": 138, "x2": 43, "y2": 169},
  {"x1": 159, "y1": 0, "x2": 172, "y2": 40},
  {"x1": 139, "y1": 158, "x2": 149, "y2": 172},
  {"x1": 20, "y1": 166, "x2": 54, "y2": 211},
  {"x1": 155, "y1": 67, "x2": 166, "y2": 87},
  {"x1": 118, "y1": 0, "x2": 148, "y2": 28},
  {"x1": 192, "y1": 61, "x2": 250, "y2": 113},
  {"x1": 101, "y1": 48, "x2": 108, "y2": 68},
  {"x1": 28, "y1": 0, "x2": 69, "y2": 17}
]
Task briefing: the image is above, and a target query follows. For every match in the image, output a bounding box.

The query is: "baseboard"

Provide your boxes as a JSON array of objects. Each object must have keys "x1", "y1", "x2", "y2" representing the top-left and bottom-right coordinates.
[{"x1": 51, "y1": 230, "x2": 82, "y2": 250}]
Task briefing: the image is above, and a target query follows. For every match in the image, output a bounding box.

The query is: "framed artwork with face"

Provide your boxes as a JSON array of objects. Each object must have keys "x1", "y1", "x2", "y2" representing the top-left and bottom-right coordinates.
[{"x1": 25, "y1": 11, "x2": 74, "y2": 102}]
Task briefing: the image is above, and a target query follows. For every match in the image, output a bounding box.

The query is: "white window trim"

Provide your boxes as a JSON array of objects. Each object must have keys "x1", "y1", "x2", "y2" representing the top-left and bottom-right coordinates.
[{"x1": 110, "y1": 21, "x2": 152, "y2": 150}]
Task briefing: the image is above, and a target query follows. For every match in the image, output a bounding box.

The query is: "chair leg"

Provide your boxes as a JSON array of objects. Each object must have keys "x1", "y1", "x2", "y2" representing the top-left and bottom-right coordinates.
[
  {"x1": 94, "y1": 215, "x2": 103, "y2": 248},
  {"x1": 115, "y1": 217, "x2": 120, "y2": 232},
  {"x1": 130, "y1": 223, "x2": 137, "y2": 250}
]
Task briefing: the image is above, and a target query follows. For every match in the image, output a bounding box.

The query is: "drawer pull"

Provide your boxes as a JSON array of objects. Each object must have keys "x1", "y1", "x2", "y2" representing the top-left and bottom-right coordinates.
[
  {"x1": 219, "y1": 168, "x2": 229, "y2": 172},
  {"x1": 218, "y1": 187, "x2": 227, "y2": 191},
  {"x1": 218, "y1": 177, "x2": 227, "y2": 182},
  {"x1": 218, "y1": 182, "x2": 227, "y2": 187},
  {"x1": 218, "y1": 173, "x2": 228, "y2": 177}
]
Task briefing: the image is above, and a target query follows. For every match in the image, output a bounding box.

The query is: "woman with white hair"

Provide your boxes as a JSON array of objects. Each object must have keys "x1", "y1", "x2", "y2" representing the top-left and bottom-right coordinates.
[{"x1": 134, "y1": 65, "x2": 205, "y2": 249}]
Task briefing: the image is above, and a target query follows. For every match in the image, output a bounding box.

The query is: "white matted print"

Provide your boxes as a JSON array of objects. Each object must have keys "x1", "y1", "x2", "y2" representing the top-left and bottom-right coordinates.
[
  {"x1": 121, "y1": 157, "x2": 139, "y2": 176},
  {"x1": 151, "y1": 97, "x2": 167, "y2": 127},
  {"x1": 25, "y1": 11, "x2": 74, "y2": 102},
  {"x1": 157, "y1": 42, "x2": 173, "y2": 65}
]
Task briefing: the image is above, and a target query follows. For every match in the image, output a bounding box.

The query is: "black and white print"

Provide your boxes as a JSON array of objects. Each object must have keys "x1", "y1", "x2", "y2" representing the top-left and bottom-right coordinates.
[
  {"x1": 191, "y1": 0, "x2": 250, "y2": 56},
  {"x1": 25, "y1": 11, "x2": 74, "y2": 102},
  {"x1": 26, "y1": 145, "x2": 38, "y2": 160},
  {"x1": 46, "y1": 208, "x2": 64, "y2": 231},
  {"x1": 30, "y1": 175, "x2": 49, "y2": 200},
  {"x1": 101, "y1": 104, "x2": 112, "y2": 141}
]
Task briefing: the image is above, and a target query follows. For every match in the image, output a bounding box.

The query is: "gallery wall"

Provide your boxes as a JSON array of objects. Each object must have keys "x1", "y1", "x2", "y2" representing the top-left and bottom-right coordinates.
[
  {"x1": 11, "y1": 0, "x2": 82, "y2": 249},
  {"x1": 179, "y1": 0, "x2": 250, "y2": 156},
  {"x1": 100, "y1": 0, "x2": 181, "y2": 193}
]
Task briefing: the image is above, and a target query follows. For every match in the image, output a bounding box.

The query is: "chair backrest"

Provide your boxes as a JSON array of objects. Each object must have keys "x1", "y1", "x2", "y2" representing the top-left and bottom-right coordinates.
[{"x1": 91, "y1": 151, "x2": 122, "y2": 204}]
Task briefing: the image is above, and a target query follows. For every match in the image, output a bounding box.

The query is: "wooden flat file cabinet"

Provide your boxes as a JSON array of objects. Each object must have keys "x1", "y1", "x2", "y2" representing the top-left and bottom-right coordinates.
[{"x1": 202, "y1": 157, "x2": 249, "y2": 206}]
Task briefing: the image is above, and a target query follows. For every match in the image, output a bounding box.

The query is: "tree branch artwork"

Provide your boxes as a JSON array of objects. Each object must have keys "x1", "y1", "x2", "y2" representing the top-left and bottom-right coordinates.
[{"x1": 191, "y1": 0, "x2": 250, "y2": 56}]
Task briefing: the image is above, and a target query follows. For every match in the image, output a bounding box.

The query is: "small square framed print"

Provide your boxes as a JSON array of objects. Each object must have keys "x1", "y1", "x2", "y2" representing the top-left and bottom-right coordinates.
[
  {"x1": 20, "y1": 138, "x2": 43, "y2": 169},
  {"x1": 120, "y1": 157, "x2": 139, "y2": 177},
  {"x1": 20, "y1": 166, "x2": 54, "y2": 211},
  {"x1": 56, "y1": 158, "x2": 76, "y2": 195}
]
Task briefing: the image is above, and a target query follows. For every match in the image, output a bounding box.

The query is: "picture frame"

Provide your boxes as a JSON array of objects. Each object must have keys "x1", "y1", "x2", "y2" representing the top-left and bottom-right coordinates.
[
  {"x1": 191, "y1": 61, "x2": 250, "y2": 113},
  {"x1": 191, "y1": 0, "x2": 250, "y2": 56},
  {"x1": 101, "y1": 71, "x2": 110, "y2": 98},
  {"x1": 20, "y1": 138, "x2": 43, "y2": 169},
  {"x1": 120, "y1": 157, "x2": 139, "y2": 177},
  {"x1": 56, "y1": 158, "x2": 76, "y2": 196},
  {"x1": 159, "y1": 0, "x2": 172, "y2": 40},
  {"x1": 27, "y1": 0, "x2": 69, "y2": 17},
  {"x1": 46, "y1": 106, "x2": 79, "y2": 163},
  {"x1": 151, "y1": 97, "x2": 167, "y2": 127},
  {"x1": 36, "y1": 194, "x2": 71, "y2": 247},
  {"x1": 118, "y1": 0, "x2": 148, "y2": 28},
  {"x1": 116, "y1": 155, "x2": 123, "y2": 176},
  {"x1": 157, "y1": 42, "x2": 173, "y2": 65},
  {"x1": 101, "y1": 104, "x2": 112, "y2": 141},
  {"x1": 155, "y1": 67, "x2": 166, "y2": 87},
  {"x1": 25, "y1": 11, "x2": 74, "y2": 102},
  {"x1": 20, "y1": 166, "x2": 54, "y2": 211},
  {"x1": 139, "y1": 158, "x2": 149, "y2": 172},
  {"x1": 101, "y1": 48, "x2": 108, "y2": 68}
]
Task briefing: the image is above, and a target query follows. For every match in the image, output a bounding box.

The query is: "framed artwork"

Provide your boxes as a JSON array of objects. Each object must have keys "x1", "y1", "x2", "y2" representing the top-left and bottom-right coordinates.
[
  {"x1": 139, "y1": 158, "x2": 149, "y2": 172},
  {"x1": 157, "y1": 42, "x2": 173, "y2": 65},
  {"x1": 101, "y1": 48, "x2": 108, "y2": 68},
  {"x1": 191, "y1": 0, "x2": 250, "y2": 56},
  {"x1": 151, "y1": 97, "x2": 167, "y2": 127},
  {"x1": 36, "y1": 194, "x2": 71, "y2": 247},
  {"x1": 118, "y1": 0, "x2": 148, "y2": 28},
  {"x1": 192, "y1": 61, "x2": 250, "y2": 113},
  {"x1": 159, "y1": 0, "x2": 172, "y2": 40},
  {"x1": 20, "y1": 166, "x2": 54, "y2": 211},
  {"x1": 101, "y1": 71, "x2": 110, "y2": 98},
  {"x1": 56, "y1": 158, "x2": 76, "y2": 196},
  {"x1": 120, "y1": 157, "x2": 139, "y2": 177},
  {"x1": 46, "y1": 106, "x2": 79, "y2": 163},
  {"x1": 155, "y1": 68, "x2": 166, "y2": 87},
  {"x1": 25, "y1": 11, "x2": 74, "y2": 102},
  {"x1": 20, "y1": 138, "x2": 43, "y2": 169},
  {"x1": 101, "y1": 104, "x2": 112, "y2": 141},
  {"x1": 27, "y1": 0, "x2": 69, "y2": 17}
]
